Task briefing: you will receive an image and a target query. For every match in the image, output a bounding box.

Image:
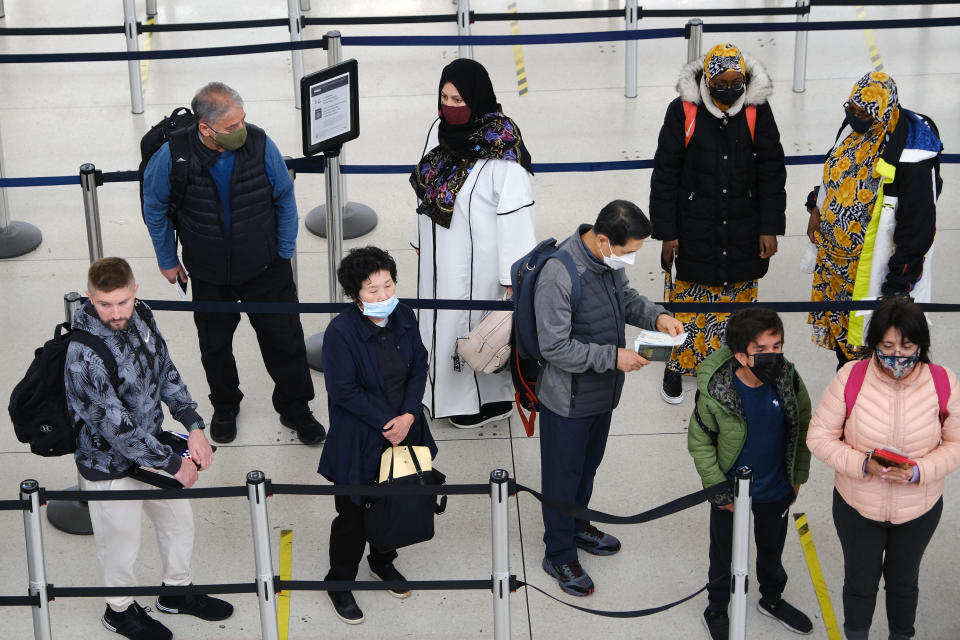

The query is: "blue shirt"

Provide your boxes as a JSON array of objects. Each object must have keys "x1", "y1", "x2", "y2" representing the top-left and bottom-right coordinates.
[
  {"x1": 143, "y1": 132, "x2": 298, "y2": 270},
  {"x1": 729, "y1": 375, "x2": 793, "y2": 503}
]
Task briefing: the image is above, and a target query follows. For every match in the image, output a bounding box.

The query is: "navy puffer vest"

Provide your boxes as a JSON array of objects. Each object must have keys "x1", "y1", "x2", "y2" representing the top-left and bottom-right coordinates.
[
  {"x1": 178, "y1": 124, "x2": 276, "y2": 285},
  {"x1": 568, "y1": 265, "x2": 626, "y2": 417}
]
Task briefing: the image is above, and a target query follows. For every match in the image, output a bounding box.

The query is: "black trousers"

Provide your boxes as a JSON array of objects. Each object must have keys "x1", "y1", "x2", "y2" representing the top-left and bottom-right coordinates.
[
  {"x1": 707, "y1": 494, "x2": 793, "y2": 609},
  {"x1": 326, "y1": 495, "x2": 398, "y2": 582},
  {"x1": 191, "y1": 257, "x2": 314, "y2": 416},
  {"x1": 832, "y1": 489, "x2": 943, "y2": 638}
]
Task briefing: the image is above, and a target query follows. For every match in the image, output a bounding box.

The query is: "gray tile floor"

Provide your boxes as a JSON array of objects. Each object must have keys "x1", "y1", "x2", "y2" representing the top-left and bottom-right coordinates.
[{"x1": 1, "y1": 1, "x2": 959, "y2": 638}]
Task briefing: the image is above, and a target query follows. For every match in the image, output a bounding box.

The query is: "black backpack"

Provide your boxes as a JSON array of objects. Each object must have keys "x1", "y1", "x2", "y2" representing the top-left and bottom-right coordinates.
[
  {"x1": 509, "y1": 239, "x2": 580, "y2": 436},
  {"x1": 8, "y1": 323, "x2": 120, "y2": 457},
  {"x1": 138, "y1": 106, "x2": 195, "y2": 230}
]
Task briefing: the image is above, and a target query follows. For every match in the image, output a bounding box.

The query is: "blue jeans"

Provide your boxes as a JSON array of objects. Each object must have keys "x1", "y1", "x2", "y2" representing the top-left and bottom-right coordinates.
[{"x1": 539, "y1": 405, "x2": 612, "y2": 564}]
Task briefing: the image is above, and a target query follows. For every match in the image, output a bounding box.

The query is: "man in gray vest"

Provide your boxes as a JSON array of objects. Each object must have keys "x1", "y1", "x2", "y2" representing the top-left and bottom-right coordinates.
[
  {"x1": 143, "y1": 82, "x2": 323, "y2": 446},
  {"x1": 534, "y1": 200, "x2": 683, "y2": 596}
]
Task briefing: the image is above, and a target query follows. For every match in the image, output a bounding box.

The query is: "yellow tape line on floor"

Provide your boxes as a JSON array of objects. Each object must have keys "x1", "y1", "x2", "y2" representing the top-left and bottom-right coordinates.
[
  {"x1": 507, "y1": 2, "x2": 529, "y2": 96},
  {"x1": 140, "y1": 16, "x2": 154, "y2": 90},
  {"x1": 278, "y1": 529, "x2": 293, "y2": 640},
  {"x1": 855, "y1": 5, "x2": 885, "y2": 71},
  {"x1": 793, "y1": 513, "x2": 842, "y2": 639}
]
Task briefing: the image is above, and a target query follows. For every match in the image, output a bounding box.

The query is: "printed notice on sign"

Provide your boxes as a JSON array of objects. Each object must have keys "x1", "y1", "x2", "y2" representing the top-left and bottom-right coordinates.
[{"x1": 309, "y1": 72, "x2": 351, "y2": 146}]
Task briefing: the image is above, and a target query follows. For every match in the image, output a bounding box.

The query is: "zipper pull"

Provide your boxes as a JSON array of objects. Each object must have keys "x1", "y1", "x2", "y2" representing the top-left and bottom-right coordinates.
[{"x1": 688, "y1": 192, "x2": 695, "y2": 201}]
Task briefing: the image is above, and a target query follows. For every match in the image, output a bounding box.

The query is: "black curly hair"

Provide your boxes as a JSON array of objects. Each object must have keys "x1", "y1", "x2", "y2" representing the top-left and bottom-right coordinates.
[{"x1": 337, "y1": 246, "x2": 398, "y2": 302}]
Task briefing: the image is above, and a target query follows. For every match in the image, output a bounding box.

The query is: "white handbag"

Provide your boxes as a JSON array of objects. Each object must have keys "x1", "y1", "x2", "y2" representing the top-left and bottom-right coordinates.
[{"x1": 456, "y1": 308, "x2": 513, "y2": 374}]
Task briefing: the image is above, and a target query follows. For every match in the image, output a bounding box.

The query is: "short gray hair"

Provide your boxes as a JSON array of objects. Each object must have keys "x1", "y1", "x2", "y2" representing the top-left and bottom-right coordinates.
[{"x1": 191, "y1": 82, "x2": 244, "y2": 124}]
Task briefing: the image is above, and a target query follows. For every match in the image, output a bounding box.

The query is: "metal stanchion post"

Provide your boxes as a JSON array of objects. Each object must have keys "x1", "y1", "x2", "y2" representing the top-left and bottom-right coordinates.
[
  {"x1": 0, "y1": 121, "x2": 43, "y2": 258},
  {"x1": 146, "y1": 0, "x2": 157, "y2": 17},
  {"x1": 0, "y1": 1, "x2": 5, "y2": 19},
  {"x1": 457, "y1": 0, "x2": 473, "y2": 60},
  {"x1": 793, "y1": 0, "x2": 810, "y2": 93},
  {"x1": 247, "y1": 471, "x2": 280, "y2": 640},
  {"x1": 304, "y1": 31, "x2": 378, "y2": 241},
  {"x1": 490, "y1": 469, "x2": 511, "y2": 640},
  {"x1": 22, "y1": 480, "x2": 53, "y2": 640},
  {"x1": 46, "y1": 293, "x2": 95, "y2": 536},
  {"x1": 624, "y1": 0, "x2": 638, "y2": 99},
  {"x1": 304, "y1": 147, "x2": 344, "y2": 371},
  {"x1": 686, "y1": 18, "x2": 703, "y2": 64},
  {"x1": 80, "y1": 164, "x2": 104, "y2": 263},
  {"x1": 729, "y1": 466, "x2": 753, "y2": 640},
  {"x1": 122, "y1": 0, "x2": 144, "y2": 114},
  {"x1": 288, "y1": 0, "x2": 305, "y2": 109}
]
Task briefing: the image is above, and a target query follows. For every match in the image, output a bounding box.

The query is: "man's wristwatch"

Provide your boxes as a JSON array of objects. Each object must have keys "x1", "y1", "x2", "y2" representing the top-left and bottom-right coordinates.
[{"x1": 186, "y1": 421, "x2": 205, "y2": 432}]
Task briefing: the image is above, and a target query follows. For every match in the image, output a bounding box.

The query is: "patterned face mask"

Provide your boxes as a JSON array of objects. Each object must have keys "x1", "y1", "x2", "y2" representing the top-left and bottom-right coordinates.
[{"x1": 876, "y1": 352, "x2": 919, "y2": 379}]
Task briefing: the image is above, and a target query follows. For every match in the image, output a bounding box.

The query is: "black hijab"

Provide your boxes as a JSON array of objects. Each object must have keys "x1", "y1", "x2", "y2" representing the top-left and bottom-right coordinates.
[{"x1": 411, "y1": 59, "x2": 534, "y2": 228}]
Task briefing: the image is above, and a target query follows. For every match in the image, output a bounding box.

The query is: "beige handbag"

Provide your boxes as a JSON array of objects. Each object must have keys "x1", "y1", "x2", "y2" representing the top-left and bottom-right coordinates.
[{"x1": 456, "y1": 306, "x2": 513, "y2": 374}]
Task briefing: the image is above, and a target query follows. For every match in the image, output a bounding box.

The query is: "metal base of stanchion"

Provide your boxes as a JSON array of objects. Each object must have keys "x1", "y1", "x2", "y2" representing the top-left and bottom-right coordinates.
[
  {"x1": 0, "y1": 220, "x2": 42, "y2": 258},
  {"x1": 46, "y1": 486, "x2": 93, "y2": 535},
  {"x1": 306, "y1": 331, "x2": 325, "y2": 371},
  {"x1": 304, "y1": 202, "x2": 378, "y2": 239}
]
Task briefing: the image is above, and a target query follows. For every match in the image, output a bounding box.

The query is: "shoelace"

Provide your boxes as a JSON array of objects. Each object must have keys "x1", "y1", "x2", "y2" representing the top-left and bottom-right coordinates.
[
  {"x1": 581, "y1": 524, "x2": 602, "y2": 538},
  {"x1": 565, "y1": 560, "x2": 585, "y2": 578}
]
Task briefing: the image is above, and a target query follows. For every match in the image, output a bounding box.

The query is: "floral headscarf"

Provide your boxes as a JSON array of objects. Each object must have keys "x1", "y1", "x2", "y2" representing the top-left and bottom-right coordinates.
[{"x1": 819, "y1": 71, "x2": 900, "y2": 251}]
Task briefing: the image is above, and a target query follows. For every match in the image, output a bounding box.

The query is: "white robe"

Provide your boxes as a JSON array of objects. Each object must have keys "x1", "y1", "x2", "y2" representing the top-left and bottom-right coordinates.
[{"x1": 413, "y1": 120, "x2": 536, "y2": 418}]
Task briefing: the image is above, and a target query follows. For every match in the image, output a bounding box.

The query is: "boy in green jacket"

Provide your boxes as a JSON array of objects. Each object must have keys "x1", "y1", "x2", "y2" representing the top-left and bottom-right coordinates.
[{"x1": 688, "y1": 307, "x2": 813, "y2": 639}]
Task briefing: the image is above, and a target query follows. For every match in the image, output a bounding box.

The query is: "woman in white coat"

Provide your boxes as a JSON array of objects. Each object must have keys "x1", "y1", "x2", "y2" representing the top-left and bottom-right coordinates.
[{"x1": 410, "y1": 59, "x2": 536, "y2": 428}]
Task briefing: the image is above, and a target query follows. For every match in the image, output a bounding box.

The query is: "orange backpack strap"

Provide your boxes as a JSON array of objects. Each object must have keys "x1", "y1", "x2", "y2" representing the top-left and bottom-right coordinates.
[
  {"x1": 682, "y1": 101, "x2": 698, "y2": 147},
  {"x1": 745, "y1": 104, "x2": 757, "y2": 142}
]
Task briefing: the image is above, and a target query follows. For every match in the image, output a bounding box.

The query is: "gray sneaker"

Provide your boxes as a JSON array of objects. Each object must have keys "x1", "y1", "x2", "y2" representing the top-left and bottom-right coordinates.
[
  {"x1": 542, "y1": 557, "x2": 594, "y2": 596},
  {"x1": 574, "y1": 524, "x2": 621, "y2": 556}
]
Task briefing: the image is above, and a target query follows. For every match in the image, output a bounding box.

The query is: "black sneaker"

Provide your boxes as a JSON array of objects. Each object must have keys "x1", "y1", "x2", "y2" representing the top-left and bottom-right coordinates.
[
  {"x1": 280, "y1": 411, "x2": 326, "y2": 445},
  {"x1": 574, "y1": 524, "x2": 621, "y2": 556},
  {"x1": 210, "y1": 405, "x2": 239, "y2": 444},
  {"x1": 156, "y1": 584, "x2": 234, "y2": 621},
  {"x1": 702, "y1": 607, "x2": 729, "y2": 640},
  {"x1": 480, "y1": 401, "x2": 514, "y2": 422},
  {"x1": 661, "y1": 368, "x2": 684, "y2": 404},
  {"x1": 328, "y1": 590, "x2": 364, "y2": 625},
  {"x1": 541, "y1": 557, "x2": 594, "y2": 596},
  {"x1": 102, "y1": 601, "x2": 172, "y2": 640},
  {"x1": 757, "y1": 598, "x2": 813, "y2": 634},
  {"x1": 369, "y1": 563, "x2": 411, "y2": 599}
]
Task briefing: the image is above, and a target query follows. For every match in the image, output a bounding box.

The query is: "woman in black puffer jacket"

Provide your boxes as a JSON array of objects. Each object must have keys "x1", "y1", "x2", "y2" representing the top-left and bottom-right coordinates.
[{"x1": 649, "y1": 43, "x2": 786, "y2": 405}]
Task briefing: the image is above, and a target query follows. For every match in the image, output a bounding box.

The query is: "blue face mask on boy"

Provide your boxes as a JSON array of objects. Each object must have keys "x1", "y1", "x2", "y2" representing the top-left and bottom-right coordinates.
[{"x1": 362, "y1": 295, "x2": 399, "y2": 319}]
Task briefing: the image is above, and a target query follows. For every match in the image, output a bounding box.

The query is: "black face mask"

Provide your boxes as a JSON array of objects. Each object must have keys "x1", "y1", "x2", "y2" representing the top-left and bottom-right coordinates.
[
  {"x1": 709, "y1": 85, "x2": 745, "y2": 106},
  {"x1": 749, "y1": 352, "x2": 785, "y2": 385},
  {"x1": 845, "y1": 111, "x2": 874, "y2": 134}
]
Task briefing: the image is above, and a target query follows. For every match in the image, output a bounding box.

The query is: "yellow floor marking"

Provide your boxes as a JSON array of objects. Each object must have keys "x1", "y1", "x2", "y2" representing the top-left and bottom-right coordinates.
[
  {"x1": 140, "y1": 16, "x2": 155, "y2": 91},
  {"x1": 507, "y1": 2, "x2": 528, "y2": 96},
  {"x1": 855, "y1": 5, "x2": 885, "y2": 71},
  {"x1": 278, "y1": 529, "x2": 293, "y2": 640},
  {"x1": 794, "y1": 513, "x2": 842, "y2": 639}
]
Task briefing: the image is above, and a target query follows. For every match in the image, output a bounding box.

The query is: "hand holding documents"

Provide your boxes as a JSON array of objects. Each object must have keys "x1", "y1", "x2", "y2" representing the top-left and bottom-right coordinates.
[{"x1": 634, "y1": 329, "x2": 687, "y2": 361}]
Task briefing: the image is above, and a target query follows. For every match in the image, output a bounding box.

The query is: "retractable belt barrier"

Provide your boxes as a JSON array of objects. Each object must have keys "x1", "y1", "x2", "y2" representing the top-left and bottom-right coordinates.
[{"x1": 1, "y1": 474, "x2": 726, "y2": 626}]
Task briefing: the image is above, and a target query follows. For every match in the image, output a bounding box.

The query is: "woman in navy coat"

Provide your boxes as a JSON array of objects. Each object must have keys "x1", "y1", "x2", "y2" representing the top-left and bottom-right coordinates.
[{"x1": 318, "y1": 246, "x2": 437, "y2": 626}]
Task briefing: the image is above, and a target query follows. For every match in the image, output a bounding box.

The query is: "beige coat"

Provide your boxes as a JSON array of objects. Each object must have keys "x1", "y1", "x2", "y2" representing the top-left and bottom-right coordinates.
[{"x1": 807, "y1": 358, "x2": 960, "y2": 524}]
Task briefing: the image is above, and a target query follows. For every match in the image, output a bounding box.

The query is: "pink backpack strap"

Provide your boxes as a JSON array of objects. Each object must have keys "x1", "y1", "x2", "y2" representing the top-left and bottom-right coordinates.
[
  {"x1": 682, "y1": 101, "x2": 698, "y2": 147},
  {"x1": 844, "y1": 359, "x2": 871, "y2": 420},
  {"x1": 928, "y1": 363, "x2": 951, "y2": 423}
]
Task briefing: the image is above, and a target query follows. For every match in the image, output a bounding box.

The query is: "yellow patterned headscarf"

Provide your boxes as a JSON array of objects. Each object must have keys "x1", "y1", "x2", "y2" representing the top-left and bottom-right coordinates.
[
  {"x1": 819, "y1": 72, "x2": 900, "y2": 250},
  {"x1": 702, "y1": 43, "x2": 744, "y2": 83}
]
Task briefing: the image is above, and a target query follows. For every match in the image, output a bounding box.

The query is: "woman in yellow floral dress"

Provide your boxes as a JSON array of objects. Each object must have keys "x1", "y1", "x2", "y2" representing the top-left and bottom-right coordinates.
[{"x1": 807, "y1": 71, "x2": 942, "y2": 369}]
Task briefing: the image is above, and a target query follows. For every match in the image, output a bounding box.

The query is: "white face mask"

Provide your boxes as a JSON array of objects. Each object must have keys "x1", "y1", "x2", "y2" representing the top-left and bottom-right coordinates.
[{"x1": 600, "y1": 240, "x2": 637, "y2": 270}]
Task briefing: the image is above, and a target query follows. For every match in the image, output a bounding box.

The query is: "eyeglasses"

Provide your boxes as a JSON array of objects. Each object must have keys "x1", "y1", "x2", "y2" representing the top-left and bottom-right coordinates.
[
  {"x1": 877, "y1": 344, "x2": 918, "y2": 357},
  {"x1": 843, "y1": 101, "x2": 873, "y2": 120},
  {"x1": 710, "y1": 80, "x2": 745, "y2": 91}
]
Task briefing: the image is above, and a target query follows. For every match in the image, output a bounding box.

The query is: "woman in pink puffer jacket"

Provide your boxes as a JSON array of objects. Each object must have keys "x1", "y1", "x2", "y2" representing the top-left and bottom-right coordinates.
[{"x1": 807, "y1": 298, "x2": 960, "y2": 640}]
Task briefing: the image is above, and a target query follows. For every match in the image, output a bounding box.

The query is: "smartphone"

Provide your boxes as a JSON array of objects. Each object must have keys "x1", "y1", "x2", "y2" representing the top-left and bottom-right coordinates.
[{"x1": 174, "y1": 275, "x2": 188, "y2": 300}]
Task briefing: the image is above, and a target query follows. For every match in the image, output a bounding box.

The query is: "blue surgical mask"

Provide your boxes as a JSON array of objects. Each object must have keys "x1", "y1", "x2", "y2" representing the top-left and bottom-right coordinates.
[{"x1": 362, "y1": 294, "x2": 399, "y2": 319}]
